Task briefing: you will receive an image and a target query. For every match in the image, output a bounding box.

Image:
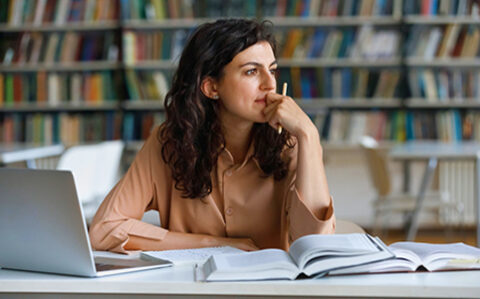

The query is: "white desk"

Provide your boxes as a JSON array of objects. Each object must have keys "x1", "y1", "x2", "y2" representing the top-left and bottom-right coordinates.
[
  {"x1": 390, "y1": 141, "x2": 480, "y2": 246},
  {"x1": 1, "y1": 267, "x2": 480, "y2": 298},
  {"x1": 0, "y1": 143, "x2": 64, "y2": 168}
]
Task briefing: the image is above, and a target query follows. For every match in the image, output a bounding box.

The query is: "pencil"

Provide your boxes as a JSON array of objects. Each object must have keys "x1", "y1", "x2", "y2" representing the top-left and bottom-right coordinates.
[{"x1": 278, "y1": 83, "x2": 287, "y2": 134}]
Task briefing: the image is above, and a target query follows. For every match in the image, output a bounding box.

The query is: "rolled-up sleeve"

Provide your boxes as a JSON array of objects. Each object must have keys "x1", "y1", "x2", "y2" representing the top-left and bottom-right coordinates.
[
  {"x1": 282, "y1": 141, "x2": 336, "y2": 244},
  {"x1": 89, "y1": 128, "x2": 169, "y2": 253},
  {"x1": 286, "y1": 186, "x2": 336, "y2": 242}
]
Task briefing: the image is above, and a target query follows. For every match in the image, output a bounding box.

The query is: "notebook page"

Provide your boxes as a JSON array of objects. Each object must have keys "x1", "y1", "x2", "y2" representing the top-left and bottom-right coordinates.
[
  {"x1": 141, "y1": 246, "x2": 244, "y2": 266},
  {"x1": 390, "y1": 242, "x2": 480, "y2": 261}
]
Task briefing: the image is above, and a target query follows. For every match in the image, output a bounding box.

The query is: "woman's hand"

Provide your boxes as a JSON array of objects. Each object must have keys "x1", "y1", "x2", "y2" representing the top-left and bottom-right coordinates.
[{"x1": 263, "y1": 92, "x2": 317, "y2": 139}]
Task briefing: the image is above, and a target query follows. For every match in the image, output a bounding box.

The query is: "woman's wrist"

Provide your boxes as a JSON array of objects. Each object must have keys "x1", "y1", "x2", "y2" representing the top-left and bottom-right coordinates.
[
  {"x1": 296, "y1": 122, "x2": 320, "y2": 144},
  {"x1": 200, "y1": 234, "x2": 220, "y2": 247}
]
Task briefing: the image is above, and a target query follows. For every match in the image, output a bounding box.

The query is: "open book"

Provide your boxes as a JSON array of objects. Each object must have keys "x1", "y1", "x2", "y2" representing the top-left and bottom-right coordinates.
[
  {"x1": 196, "y1": 233, "x2": 394, "y2": 281},
  {"x1": 329, "y1": 241, "x2": 480, "y2": 275}
]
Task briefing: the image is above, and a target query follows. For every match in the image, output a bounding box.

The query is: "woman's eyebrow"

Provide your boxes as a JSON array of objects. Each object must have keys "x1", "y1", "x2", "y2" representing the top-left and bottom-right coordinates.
[{"x1": 239, "y1": 60, "x2": 278, "y2": 68}]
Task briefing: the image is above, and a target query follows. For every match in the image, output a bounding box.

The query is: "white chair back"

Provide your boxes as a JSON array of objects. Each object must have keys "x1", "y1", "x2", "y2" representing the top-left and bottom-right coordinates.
[{"x1": 57, "y1": 141, "x2": 124, "y2": 204}]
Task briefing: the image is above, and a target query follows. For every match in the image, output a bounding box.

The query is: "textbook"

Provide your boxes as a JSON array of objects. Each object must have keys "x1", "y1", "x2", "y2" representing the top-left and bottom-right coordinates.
[
  {"x1": 329, "y1": 241, "x2": 480, "y2": 275},
  {"x1": 196, "y1": 233, "x2": 394, "y2": 281}
]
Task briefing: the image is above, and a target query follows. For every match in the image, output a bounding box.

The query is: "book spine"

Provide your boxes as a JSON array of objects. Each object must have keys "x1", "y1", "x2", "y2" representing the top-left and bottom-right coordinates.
[
  {"x1": 0, "y1": 111, "x2": 117, "y2": 144},
  {"x1": 122, "y1": 111, "x2": 165, "y2": 141}
]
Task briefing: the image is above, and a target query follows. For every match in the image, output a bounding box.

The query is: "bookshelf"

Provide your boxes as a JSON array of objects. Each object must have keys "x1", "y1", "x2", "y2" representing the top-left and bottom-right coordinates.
[
  {"x1": 2, "y1": 0, "x2": 480, "y2": 146},
  {"x1": 0, "y1": 0, "x2": 122, "y2": 145},
  {"x1": 403, "y1": 0, "x2": 480, "y2": 142},
  {"x1": 119, "y1": 0, "x2": 406, "y2": 144}
]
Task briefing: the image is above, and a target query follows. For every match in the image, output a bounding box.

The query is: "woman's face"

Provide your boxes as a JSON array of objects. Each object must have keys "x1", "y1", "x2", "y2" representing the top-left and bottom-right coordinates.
[{"x1": 215, "y1": 41, "x2": 277, "y2": 125}]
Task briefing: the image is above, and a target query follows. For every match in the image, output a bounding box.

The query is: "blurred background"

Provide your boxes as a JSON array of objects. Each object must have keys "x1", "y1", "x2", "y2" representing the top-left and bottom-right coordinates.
[{"x1": 0, "y1": 0, "x2": 479, "y2": 246}]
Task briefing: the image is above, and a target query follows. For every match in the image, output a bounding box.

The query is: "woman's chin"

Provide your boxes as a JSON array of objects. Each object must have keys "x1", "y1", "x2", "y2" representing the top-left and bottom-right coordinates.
[{"x1": 254, "y1": 116, "x2": 268, "y2": 123}]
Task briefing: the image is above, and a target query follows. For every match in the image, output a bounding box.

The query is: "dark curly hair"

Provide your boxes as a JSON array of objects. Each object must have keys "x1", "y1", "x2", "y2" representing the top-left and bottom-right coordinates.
[{"x1": 159, "y1": 19, "x2": 293, "y2": 199}]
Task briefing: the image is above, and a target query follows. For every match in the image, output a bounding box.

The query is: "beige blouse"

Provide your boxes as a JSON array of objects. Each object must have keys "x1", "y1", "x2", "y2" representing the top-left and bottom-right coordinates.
[{"x1": 89, "y1": 126, "x2": 335, "y2": 253}]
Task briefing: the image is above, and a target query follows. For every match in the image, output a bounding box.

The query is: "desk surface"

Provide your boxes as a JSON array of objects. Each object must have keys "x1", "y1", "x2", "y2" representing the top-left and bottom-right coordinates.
[
  {"x1": 0, "y1": 143, "x2": 64, "y2": 164},
  {"x1": 390, "y1": 141, "x2": 480, "y2": 159},
  {"x1": 1, "y1": 267, "x2": 480, "y2": 298}
]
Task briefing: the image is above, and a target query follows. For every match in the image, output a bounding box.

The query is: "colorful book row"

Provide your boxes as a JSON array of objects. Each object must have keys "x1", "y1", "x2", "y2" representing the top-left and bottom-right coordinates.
[
  {"x1": 0, "y1": 112, "x2": 121, "y2": 144},
  {"x1": 1, "y1": 0, "x2": 118, "y2": 25},
  {"x1": 123, "y1": 112, "x2": 165, "y2": 141},
  {"x1": 408, "y1": 69, "x2": 480, "y2": 100},
  {"x1": 120, "y1": 0, "x2": 395, "y2": 20},
  {"x1": 318, "y1": 110, "x2": 405, "y2": 142},
  {"x1": 124, "y1": 70, "x2": 169, "y2": 101},
  {"x1": 123, "y1": 30, "x2": 188, "y2": 64},
  {"x1": 404, "y1": 0, "x2": 480, "y2": 16},
  {"x1": 0, "y1": 71, "x2": 118, "y2": 105},
  {"x1": 407, "y1": 24, "x2": 480, "y2": 59},
  {"x1": 1, "y1": 31, "x2": 119, "y2": 65},
  {"x1": 279, "y1": 67, "x2": 400, "y2": 99},
  {"x1": 318, "y1": 109, "x2": 480, "y2": 142},
  {"x1": 2, "y1": 109, "x2": 478, "y2": 143},
  {"x1": 121, "y1": 26, "x2": 400, "y2": 63},
  {"x1": 278, "y1": 25, "x2": 400, "y2": 60}
]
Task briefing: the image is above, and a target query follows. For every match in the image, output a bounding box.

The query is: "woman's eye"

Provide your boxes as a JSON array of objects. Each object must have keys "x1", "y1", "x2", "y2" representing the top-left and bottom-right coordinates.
[
  {"x1": 270, "y1": 69, "x2": 278, "y2": 75},
  {"x1": 246, "y1": 69, "x2": 257, "y2": 75}
]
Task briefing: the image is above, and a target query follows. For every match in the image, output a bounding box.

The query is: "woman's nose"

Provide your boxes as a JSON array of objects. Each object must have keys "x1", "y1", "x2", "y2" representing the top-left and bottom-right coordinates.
[{"x1": 261, "y1": 70, "x2": 276, "y2": 91}]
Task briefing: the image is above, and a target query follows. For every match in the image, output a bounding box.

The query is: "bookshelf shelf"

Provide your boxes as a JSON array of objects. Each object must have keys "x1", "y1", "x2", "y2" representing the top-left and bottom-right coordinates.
[
  {"x1": 298, "y1": 98, "x2": 402, "y2": 109},
  {"x1": 124, "y1": 60, "x2": 177, "y2": 70},
  {"x1": 0, "y1": 21, "x2": 119, "y2": 32},
  {"x1": 122, "y1": 101, "x2": 165, "y2": 111},
  {"x1": 406, "y1": 98, "x2": 480, "y2": 108},
  {"x1": 123, "y1": 16, "x2": 402, "y2": 30},
  {"x1": 267, "y1": 16, "x2": 402, "y2": 27},
  {"x1": 127, "y1": 59, "x2": 404, "y2": 69},
  {"x1": 405, "y1": 58, "x2": 480, "y2": 68},
  {"x1": 278, "y1": 58, "x2": 402, "y2": 68},
  {"x1": 323, "y1": 140, "x2": 396, "y2": 151},
  {"x1": 124, "y1": 139, "x2": 396, "y2": 153},
  {"x1": 404, "y1": 16, "x2": 480, "y2": 25},
  {"x1": 123, "y1": 18, "x2": 213, "y2": 29},
  {"x1": 0, "y1": 62, "x2": 122, "y2": 72},
  {"x1": 0, "y1": 102, "x2": 119, "y2": 112},
  {"x1": 121, "y1": 98, "x2": 402, "y2": 112}
]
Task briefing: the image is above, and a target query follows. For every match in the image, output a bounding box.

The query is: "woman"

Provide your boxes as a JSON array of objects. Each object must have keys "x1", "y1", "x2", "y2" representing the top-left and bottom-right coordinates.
[{"x1": 89, "y1": 19, "x2": 335, "y2": 253}]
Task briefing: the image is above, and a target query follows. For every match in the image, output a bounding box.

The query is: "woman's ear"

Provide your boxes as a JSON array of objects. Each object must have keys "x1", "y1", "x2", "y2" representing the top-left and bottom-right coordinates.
[{"x1": 200, "y1": 77, "x2": 220, "y2": 100}]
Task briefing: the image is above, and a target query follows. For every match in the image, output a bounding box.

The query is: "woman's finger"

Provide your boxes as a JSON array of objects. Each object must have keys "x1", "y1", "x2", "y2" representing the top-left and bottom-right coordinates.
[
  {"x1": 263, "y1": 99, "x2": 281, "y2": 115},
  {"x1": 265, "y1": 92, "x2": 284, "y2": 105}
]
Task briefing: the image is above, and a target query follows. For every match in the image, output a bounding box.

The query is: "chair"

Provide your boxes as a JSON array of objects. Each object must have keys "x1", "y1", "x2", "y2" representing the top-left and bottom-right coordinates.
[
  {"x1": 335, "y1": 219, "x2": 365, "y2": 234},
  {"x1": 57, "y1": 140, "x2": 125, "y2": 223},
  {"x1": 359, "y1": 136, "x2": 458, "y2": 238}
]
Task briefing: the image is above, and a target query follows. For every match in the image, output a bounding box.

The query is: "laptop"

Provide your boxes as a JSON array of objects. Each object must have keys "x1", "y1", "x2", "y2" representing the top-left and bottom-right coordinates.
[{"x1": 0, "y1": 168, "x2": 171, "y2": 277}]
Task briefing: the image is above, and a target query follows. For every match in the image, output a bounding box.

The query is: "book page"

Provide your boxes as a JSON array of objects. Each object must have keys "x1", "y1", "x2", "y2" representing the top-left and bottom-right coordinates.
[
  {"x1": 289, "y1": 233, "x2": 380, "y2": 268},
  {"x1": 390, "y1": 242, "x2": 480, "y2": 271},
  {"x1": 141, "y1": 246, "x2": 244, "y2": 266},
  {"x1": 199, "y1": 249, "x2": 299, "y2": 281},
  {"x1": 329, "y1": 253, "x2": 420, "y2": 275}
]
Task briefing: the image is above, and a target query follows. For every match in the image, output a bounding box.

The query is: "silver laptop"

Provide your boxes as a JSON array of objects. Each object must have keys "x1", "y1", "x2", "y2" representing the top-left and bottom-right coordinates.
[{"x1": 0, "y1": 168, "x2": 171, "y2": 277}]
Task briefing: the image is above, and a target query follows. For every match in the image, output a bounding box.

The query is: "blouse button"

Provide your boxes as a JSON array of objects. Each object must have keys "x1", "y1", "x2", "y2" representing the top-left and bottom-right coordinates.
[
  {"x1": 225, "y1": 207, "x2": 234, "y2": 216},
  {"x1": 225, "y1": 170, "x2": 233, "y2": 176}
]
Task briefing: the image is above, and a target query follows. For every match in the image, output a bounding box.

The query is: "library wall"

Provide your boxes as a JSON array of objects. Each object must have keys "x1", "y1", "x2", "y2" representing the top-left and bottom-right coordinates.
[
  {"x1": 4, "y1": 0, "x2": 480, "y2": 145},
  {"x1": 2, "y1": 0, "x2": 480, "y2": 227}
]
